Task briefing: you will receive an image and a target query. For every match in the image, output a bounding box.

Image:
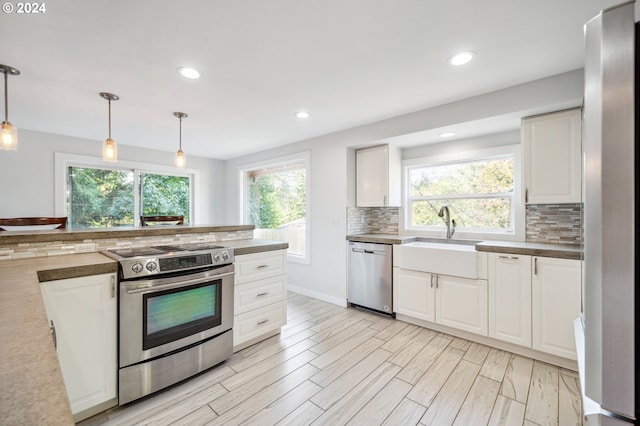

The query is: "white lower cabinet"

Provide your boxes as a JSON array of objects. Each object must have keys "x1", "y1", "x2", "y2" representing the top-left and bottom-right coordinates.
[
  {"x1": 488, "y1": 253, "x2": 532, "y2": 347},
  {"x1": 40, "y1": 273, "x2": 117, "y2": 420},
  {"x1": 233, "y1": 249, "x2": 287, "y2": 350},
  {"x1": 532, "y1": 256, "x2": 581, "y2": 360},
  {"x1": 393, "y1": 267, "x2": 487, "y2": 336},
  {"x1": 488, "y1": 253, "x2": 581, "y2": 360}
]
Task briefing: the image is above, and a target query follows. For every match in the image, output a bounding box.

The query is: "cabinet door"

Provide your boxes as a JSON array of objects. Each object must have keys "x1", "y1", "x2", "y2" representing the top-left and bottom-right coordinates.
[
  {"x1": 40, "y1": 274, "x2": 117, "y2": 415},
  {"x1": 436, "y1": 274, "x2": 488, "y2": 335},
  {"x1": 522, "y1": 108, "x2": 582, "y2": 204},
  {"x1": 356, "y1": 145, "x2": 390, "y2": 207},
  {"x1": 488, "y1": 253, "x2": 532, "y2": 346},
  {"x1": 532, "y1": 257, "x2": 581, "y2": 359},
  {"x1": 393, "y1": 268, "x2": 435, "y2": 322}
]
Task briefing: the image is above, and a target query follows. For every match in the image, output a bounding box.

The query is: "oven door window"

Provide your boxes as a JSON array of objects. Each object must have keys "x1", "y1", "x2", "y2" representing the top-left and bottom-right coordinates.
[{"x1": 142, "y1": 280, "x2": 222, "y2": 350}]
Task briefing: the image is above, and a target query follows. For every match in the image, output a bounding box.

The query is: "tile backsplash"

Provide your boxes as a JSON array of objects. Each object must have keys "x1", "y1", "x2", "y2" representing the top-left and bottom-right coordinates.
[
  {"x1": 0, "y1": 229, "x2": 254, "y2": 261},
  {"x1": 526, "y1": 203, "x2": 582, "y2": 245},
  {"x1": 347, "y1": 207, "x2": 399, "y2": 234}
]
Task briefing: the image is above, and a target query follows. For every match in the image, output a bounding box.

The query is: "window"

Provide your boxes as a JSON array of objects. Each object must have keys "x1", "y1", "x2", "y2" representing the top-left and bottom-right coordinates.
[
  {"x1": 240, "y1": 152, "x2": 310, "y2": 263},
  {"x1": 56, "y1": 154, "x2": 194, "y2": 228},
  {"x1": 404, "y1": 146, "x2": 521, "y2": 237}
]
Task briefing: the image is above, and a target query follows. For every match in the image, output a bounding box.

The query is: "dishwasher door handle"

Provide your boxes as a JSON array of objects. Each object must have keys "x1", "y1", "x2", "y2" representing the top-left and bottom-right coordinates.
[{"x1": 351, "y1": 248, "x2": 386, "y2": 255}]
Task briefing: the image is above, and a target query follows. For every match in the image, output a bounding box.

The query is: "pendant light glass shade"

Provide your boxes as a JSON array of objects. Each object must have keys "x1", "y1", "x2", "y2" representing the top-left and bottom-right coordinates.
[
  {"x1": 0, "y1": 64, "x2": 20, "y2": 151},
  {"x1": 173, "y1": 112, "x2": 188, "y2": 169},
  {"x1": 100, "y1": 92, "x2": 119, "y2": 162}
]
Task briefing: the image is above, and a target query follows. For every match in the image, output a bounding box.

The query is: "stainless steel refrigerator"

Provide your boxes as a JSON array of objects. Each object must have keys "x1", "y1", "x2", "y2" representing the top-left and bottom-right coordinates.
[{"x1": 577, "y1": 1, "x2": 638, "y2": 424}]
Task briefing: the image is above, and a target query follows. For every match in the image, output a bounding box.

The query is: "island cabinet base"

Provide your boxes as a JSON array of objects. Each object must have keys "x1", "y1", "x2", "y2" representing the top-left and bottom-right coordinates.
[
  {"x1": 395, "y1": 313, "x2": 578, "y2": 371},
  {"x1": 233, "y1": 249, "x2": 288, "y2": 351}
]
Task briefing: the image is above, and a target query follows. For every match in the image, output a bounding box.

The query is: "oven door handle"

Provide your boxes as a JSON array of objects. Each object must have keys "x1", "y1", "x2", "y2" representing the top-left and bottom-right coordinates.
[{"x1": 125, "y1": 271, "x2": 235, "y2": 294}]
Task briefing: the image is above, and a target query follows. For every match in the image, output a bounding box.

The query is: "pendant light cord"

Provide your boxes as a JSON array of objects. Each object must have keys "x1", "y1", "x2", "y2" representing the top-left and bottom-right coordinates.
[
  {"x1": 3, "y1": 70, "x2": 8, "y2": 123},
  {"x1": 179, "y1": 116, "x2": 182, "y2": 150},
  {"x1": 107, "y1": 98, "x2": 112, "y2": 139}
]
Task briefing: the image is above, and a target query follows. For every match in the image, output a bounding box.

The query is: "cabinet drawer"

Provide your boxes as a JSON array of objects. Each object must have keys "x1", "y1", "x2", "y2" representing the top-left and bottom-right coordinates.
[
  {"x1": 235, "y1": 250, "x2": 286, "y2": 284},
  {"x1": 235, "y1": 275, "x2": 286, "y2": 315},
  {"x1": 234, "y1": 300, "x2": 287, "y2": 346}
]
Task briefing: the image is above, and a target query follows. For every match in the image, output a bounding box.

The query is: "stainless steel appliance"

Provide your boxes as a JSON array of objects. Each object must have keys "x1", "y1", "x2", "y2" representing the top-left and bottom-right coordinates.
[
  {"x1": 577, "y1": 2, "x2": 638, "y2": 424},
  {"x1": 347, "y1": 241, "x2": 394, "y2": 316},
  {"x1": 103, "y1": 243, "x2": 235, "y2": 405}
]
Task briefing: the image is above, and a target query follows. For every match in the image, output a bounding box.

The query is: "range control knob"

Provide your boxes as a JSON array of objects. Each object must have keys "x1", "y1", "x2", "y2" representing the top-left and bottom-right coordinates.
[
  {"x1": 213, "y1": 254, "x2": 221, "y2": 262},
  {"x1": 131, "y1": 262, "x2": 144, "y2": 273},
  {"x1": 222, "y1": 251, "x2": 230, "y2": 261},
  {"x1": 145, "y1": 261, "x2": 158, "y2": 272}
]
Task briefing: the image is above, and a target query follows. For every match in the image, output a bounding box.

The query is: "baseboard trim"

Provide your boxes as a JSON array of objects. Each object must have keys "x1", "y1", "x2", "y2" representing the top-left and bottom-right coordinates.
[{"x1": 287, "y1": 285, "x2": 347, "y2": 307}]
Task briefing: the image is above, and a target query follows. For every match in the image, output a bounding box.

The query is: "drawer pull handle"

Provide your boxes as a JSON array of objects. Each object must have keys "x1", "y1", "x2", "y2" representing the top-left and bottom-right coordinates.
[
  {"x1": 256, "y1": 264, "x2": 270, "y2": 269},
  {"x1": 50, "y1": 320, "x2": 57, "y2": 350},
  {"x1": 257, "y1": 319, "x2": 270, "y2": 325},
  {"x1": 256, "y1": 292, "x2": 270, "y2": 297},
  {"x1": 499, "y1": 255, "x2": 519, "y2": 260}
]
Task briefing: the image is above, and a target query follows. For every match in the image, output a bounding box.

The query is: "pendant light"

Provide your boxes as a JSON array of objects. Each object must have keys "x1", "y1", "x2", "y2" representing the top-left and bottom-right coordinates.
[
  {"x1": 100, "y1": 92, "x2": 119, "y2": 162},
  {"x1": 173, "y1": 112, "x2": 187, "y2": 168},
  {"x1": 0, "y1": 64, "x2": 20, "y2": 151}
]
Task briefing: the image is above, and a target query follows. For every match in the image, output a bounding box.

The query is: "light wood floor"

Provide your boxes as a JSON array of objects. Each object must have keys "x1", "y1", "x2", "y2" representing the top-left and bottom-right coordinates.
[{"x1": 80, "y1": 292, "x2": 582, "y2": 426}]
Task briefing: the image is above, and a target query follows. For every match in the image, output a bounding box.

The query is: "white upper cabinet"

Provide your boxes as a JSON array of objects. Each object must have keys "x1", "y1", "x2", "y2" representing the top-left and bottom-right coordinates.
[
  {"x1": 522, "y1": 108, "x2": 582, "y2": 204},
  {"x1": 356, "y1": 144, "x2": 401, "y2": 207}
]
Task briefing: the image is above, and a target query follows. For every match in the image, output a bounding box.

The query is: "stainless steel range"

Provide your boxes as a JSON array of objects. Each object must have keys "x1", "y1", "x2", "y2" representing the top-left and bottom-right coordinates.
[{"x1": 103, "y1": 243, "x2": 234, "y2": 405}]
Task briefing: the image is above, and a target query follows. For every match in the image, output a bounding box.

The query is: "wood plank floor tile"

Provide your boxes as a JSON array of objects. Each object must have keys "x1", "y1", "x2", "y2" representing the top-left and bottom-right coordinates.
[
  {"x1": 374, "y1": 318, "x2": 409, "y2": 341},
  {"x1": 449, "y1": 337, "x2": 472, "y2": 351},
  {"x1": 169, "y1": 405, "x2": 217, "y2": 426},
  {"x1": 310, "y1": 348, "x2": 392, "y2": 410},
  {"x1": 463, "y1": 342, "x2": 491, "y2": 365},
  {"x1": 500, "y1": 355, "x2": 534, "y2": 404},
  {"x1": 380, "y1": 323, "x2": 421, "y2": 353},
  {"x1": 382, "y1": 398, "x2": 427, "y2": 426},
  {"x1": 275, "y1": 401, "x2": 324, "y2": 426},
  {"x1": 387, "y1": 327, "x2": 437, "y2": 367},
  {"x1": 310, "y1": 328, "x2": 379, "y2": 369},
  {"x1": 479, "y1": 348, "x2": 512, "y2": 382},
  {"x1": 211, "y1": 350, "x2": 318, "y2": 414},
  {"x1": 346, "y1": 377, "x2": 412, "y2": 425},
  {"x1": 313, "y1": 362, "x2": 401, "y2": 426},
  {"x1": 241, "y1": 379, "x2": 322, "y2": 426},
  {"x1": 396, "y1": 334, "x2": 452, "y2": 385},
  {"x1": 453, "y1": 376, "x2": 501, "y2": 426},
  {"x1": 310, "y1": 336, "x2": 385, "y2": 387},
  {"x1": 420, "y1": 360, "x2": 481, "y2": 426},
  {"x1": 558, "y1": 372, "x2": 581, "y2": 426},
  {"x1": 207, "y1": 364, "x2": 319, "y2": 425},
  {"x1": 487, "y1": 395, "x2": 526, "y2": 426},
  {"x1": 406, "y1": 346, "x2": 465, "y2": 407},
  {"x1": 524, "y1": 361, "x2": 559, "y2": 426},
  {"x1": 309, "y1": 319, "x2": 373, "y2": 354},
  {"x1": 79, "y1": 292, "x2": 582, "y2": 426}
]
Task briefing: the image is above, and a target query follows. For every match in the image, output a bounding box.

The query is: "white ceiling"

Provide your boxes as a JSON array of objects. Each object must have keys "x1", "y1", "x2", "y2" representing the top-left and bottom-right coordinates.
[{"x1": 0, "y1": 0, "x2": 623, "y2": 160}]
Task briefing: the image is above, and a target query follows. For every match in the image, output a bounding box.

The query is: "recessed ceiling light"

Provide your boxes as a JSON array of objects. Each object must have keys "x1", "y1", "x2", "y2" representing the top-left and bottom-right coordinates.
[
  {"x1": 448, "y1": 51, "x2": 475, "y2": 66},
  {"x1": 295, "y1": 111, "x2": 310, "y2": 119},
  {"x1": 440, "y1": 132, "x2": 456, "y2": 138},
  {"x1": 177, "y1": 67, "x2": 201, "y2": 79}
]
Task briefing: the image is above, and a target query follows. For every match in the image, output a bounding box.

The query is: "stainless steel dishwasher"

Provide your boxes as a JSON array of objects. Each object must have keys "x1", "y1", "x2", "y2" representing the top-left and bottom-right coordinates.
[{"x1": 347, "y1": 241, "x2": 394, "y2": 316}]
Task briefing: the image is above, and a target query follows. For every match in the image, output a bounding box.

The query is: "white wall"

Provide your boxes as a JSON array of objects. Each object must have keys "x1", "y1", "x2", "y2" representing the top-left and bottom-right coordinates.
[
  {"x1": 0, "y1": 129, "x2": 226, "y2": 223},
  {"x1": 225, "y1": 70, "x2": 585, "y2": 305}
]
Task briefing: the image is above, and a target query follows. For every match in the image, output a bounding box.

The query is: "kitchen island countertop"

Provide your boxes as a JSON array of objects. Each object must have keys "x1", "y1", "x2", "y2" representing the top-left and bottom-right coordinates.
[{"x1": 0, "y1": 238, "x2": 286, "y2": 424}]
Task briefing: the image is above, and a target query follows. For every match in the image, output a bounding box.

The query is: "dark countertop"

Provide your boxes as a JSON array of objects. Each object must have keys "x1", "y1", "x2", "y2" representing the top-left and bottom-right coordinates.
[
  {"x1": 475, "y1": 240, "x2": 583, "y2": 260},
  {"x1": 346, "y1": 234, "x2": 582, "y2": 260},
  {"x1": 223, "y1": 238, "x2": 289, "y2": 255},
  {"x1": 0, "y1": 238, "x2": 285, "y2": 424},
  {"x1": 0, "y1": 224, "x2": 255, "y2": 245}
]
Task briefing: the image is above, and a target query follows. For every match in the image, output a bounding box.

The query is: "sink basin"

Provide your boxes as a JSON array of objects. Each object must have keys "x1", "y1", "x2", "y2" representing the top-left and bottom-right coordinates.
[{"x1": 394, "y1": 239, "x2": 486, "y2": 279}]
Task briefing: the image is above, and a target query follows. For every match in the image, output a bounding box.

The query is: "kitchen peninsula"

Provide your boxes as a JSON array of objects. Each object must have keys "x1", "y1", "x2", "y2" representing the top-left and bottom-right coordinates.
[{"x1": 0, "y1": 224, "x2": 287, "y2": 425}]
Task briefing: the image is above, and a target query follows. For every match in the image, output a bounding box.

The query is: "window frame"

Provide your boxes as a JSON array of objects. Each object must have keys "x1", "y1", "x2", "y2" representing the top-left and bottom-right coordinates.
[
  {"x1": 238, "y1": 151, "x2": 311, "y2": 264},
  {"x1": 401, "y1": 145, "x2": 524, "y2": 241},
  {"x1": 55, "y1": 153, "x2": 197, "y2": 227}
]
